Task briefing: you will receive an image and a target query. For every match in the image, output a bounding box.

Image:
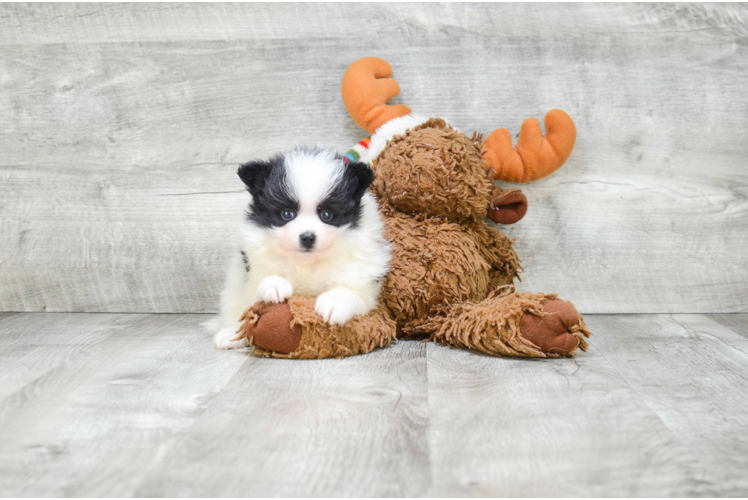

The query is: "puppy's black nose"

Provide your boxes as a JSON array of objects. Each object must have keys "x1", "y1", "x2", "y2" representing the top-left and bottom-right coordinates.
[{"x1": 299, "y1": 232, "x2": 316, "y2": 250}]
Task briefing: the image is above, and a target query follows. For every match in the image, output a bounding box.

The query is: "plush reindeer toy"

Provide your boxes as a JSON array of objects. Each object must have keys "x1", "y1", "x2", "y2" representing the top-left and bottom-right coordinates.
[{"x1": 236, "y1": 57, "x2": 593, "y2": 359}]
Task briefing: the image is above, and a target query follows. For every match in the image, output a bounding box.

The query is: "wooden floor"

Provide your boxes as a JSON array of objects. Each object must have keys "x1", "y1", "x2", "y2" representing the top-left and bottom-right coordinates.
[{"x1": 0, "y1": 313, "x2": 746, "y2": 497}]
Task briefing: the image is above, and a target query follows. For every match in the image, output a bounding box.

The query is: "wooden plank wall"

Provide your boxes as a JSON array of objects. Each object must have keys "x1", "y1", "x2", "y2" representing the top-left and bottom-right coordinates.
[{"x1": 1, "y1": 3, "x2": 747, "y2": 314}]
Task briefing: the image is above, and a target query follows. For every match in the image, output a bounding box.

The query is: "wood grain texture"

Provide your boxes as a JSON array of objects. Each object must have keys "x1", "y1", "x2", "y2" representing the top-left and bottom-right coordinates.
[
  {"x1": 0, "y1": 314, "x2": 247, "y2": 497},
  {"x1": 0, "y1": 313, "x2": 144, "y2": 401},
  {"x1": 1, "y1": 3, "x2": 747, "y2": 313},
  {"x1": 135, "y1": 340, "x2": 430, "y2": 497},
  {"x1": 707, "y1": 313, "x2": 748, "y2": 339},
  {"x1": 589, "y1": 314, "x2": 748, "y2": 496},
  {"x1": 427, "y1": 334, "x2": 700, "y2": 496},
  {"x1": 1, "y1": 3, "x2": 747, "y2": 44},
  {"x1": 427, "y1": 314, "x2": 748, "y2": 496},
  {"x1": 2, "y1": 313, "x2": 748, "y2": 496}
]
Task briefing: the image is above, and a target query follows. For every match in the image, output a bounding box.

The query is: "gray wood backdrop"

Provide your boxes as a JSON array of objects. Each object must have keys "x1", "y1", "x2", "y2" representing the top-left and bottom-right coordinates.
[{"x1": 1, "y1": 3, "x2": 747, "y2": 314}]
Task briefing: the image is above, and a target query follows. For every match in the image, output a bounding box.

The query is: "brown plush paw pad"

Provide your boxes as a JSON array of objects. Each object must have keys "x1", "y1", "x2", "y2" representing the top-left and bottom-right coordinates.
[
  {"x1": 520, "y1": 300, "x2": 584, "y2": 356},
  {"x1": 242, "y1": 302, "x2": 302, "y2": 354}
]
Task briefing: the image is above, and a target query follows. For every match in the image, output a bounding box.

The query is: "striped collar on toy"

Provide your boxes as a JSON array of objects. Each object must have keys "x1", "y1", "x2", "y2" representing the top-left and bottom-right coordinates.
[
  {"x1": 343, "y1": 137, "x2": 371, "y2": 163},
  {"x1": 342, "y1": 114, "x2": 432, "y2": 165}
]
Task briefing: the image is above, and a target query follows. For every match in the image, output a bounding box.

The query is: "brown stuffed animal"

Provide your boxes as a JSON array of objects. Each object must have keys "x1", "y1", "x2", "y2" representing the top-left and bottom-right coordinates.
[{"x1": 235, "y1": 57, "x2": 592, "y2": 359}]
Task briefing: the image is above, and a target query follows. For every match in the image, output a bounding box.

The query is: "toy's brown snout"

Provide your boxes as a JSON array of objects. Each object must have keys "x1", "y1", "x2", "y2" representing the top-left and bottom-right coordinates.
[
  {"x1": 241, "y1": 302, "x2": 302, "y2": 354},
  {"x1": 487, "y1": 187, "x2": 528, "y2": 224}
]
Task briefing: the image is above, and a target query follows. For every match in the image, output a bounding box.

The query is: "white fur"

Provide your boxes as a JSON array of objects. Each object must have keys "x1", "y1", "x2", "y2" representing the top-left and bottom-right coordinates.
[
  {"x1": 209, "y1": 148, "x2": 391, "y2": 349},
  {"x1": 272, "y1": 148, "x2": 346, "y2": 256},
  {"x1": 315, "y1": 286, "x2": 368, "y2": 326},
  {"x1": 256, "y1": 275, "x2": 294, "y2": 303},
  {"x1": 213, "y1": 326, "x2": 248, "y2": 350}
]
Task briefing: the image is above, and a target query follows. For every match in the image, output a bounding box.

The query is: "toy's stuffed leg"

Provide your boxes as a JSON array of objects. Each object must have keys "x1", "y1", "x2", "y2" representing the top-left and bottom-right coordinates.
[
  {"x1": 420, "y1": 289, "x2": 592, "y2": 357},
  {"x1": 234, "y1": 295, "x2": 397, "y2": 359}
]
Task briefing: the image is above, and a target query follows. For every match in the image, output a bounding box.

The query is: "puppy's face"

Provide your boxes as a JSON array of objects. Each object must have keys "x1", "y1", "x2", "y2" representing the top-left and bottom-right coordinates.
[{"x1": 238, "y1": 147, "x2": 374, "y2": 257}]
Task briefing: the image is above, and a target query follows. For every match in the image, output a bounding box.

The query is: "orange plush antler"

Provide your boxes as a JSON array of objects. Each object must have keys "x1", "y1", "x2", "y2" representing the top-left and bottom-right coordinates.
[
  {"x1": 482, "y1": 109, "x2": 576, "y2": 183},
  {"x1": 341, "y1": 57, "x2": 412, "y2": 134}
]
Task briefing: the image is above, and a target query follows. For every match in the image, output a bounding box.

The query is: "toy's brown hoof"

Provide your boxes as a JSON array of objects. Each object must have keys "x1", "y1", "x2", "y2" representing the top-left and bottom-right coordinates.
[
  {"x1": 244, "y1": 302, "x2": 302, "y2": 354},
  {"x1": 520, "y1": 300, "x2": 584, "y2": 355}
]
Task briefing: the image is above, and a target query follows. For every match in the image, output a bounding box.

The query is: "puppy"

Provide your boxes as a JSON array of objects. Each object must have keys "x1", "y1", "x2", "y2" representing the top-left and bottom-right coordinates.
[{"x1": 210, "y1": 146, "x2": 391, "y2": 349}]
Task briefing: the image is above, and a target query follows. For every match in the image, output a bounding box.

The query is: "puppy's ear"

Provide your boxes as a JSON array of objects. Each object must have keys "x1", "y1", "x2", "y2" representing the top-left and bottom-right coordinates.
[
  {"x1": 343, "y1": 161, "x2": 374, "y2": 201},
  {"x1": 237, "y1": 159, "x2": 274, "y2": 195}
]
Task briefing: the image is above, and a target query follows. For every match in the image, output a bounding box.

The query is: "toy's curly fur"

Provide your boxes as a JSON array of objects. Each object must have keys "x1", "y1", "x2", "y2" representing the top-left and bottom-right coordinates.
[
  {"x1": 371, "y1": 118, "x2": 492, "y2": 220},
  {"x1": 376, "y1": 202, "x2": 521, "y2": 335},
  {"x1": 421, "y1": 289, "x2": 590, "y2": 358}
]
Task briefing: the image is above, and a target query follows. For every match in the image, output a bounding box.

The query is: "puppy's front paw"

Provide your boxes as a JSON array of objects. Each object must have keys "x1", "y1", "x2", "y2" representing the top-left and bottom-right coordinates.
[
  {"x1": 256, "y1": 276, "x2": 293, "y2": 304},
  {"x1": 213, "y1": 327, "x2": 247, "y2": 350},
  {"x1": 315, "y1": 287, "x2": 367, "y2": 326}
]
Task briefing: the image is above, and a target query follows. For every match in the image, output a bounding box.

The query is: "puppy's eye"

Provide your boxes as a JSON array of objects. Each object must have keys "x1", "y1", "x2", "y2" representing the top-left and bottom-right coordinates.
[
  {"x1": 281, "y1": 209, "x2": 295, "y2": 221},
  {"x1": 320, "y1": 210, "x2": 333, "y2": 222}
]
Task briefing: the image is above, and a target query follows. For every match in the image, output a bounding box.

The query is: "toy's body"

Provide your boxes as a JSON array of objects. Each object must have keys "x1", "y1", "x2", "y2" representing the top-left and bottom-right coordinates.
[{"x1": 236, "y1": 58, "x2": 592, "y2": 359}]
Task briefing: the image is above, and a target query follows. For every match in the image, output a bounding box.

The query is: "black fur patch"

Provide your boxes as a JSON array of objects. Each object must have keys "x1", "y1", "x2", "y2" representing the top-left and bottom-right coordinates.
[
  {"x1": 317, "y1": 161, "x2": 374, "y2": 228},
  {"x1": 240, "y1": 251, "x2": 250, "y2": 273},
  {"x1": 238, "y1": 155, "x2": 299, "y2": 228}
]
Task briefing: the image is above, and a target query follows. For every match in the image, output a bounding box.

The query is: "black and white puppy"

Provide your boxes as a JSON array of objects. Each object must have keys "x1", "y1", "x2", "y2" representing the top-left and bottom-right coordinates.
[{"x1": 210, "y1": 146, "x2": 391, "y2": 349}]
